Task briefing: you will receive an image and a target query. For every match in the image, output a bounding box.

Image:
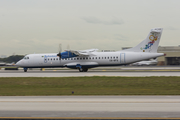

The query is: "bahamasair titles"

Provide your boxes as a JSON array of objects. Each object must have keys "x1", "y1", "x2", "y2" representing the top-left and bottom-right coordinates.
[{"x1": 16, "y1": 28, "x2": 165, "y2": 72}]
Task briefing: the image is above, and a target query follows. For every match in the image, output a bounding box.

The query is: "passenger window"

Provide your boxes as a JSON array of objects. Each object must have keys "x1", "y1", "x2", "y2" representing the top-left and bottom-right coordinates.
[
  {"x1": 96, "y1": 57, "x2": 97, "y2": 59},
  {"x1": 105, "y1": 57, "x2": 106, "y2": 59},
  {"x1": 74, "y1": 58, "x2": 76, "y2": 60},
  {"x1": 113, "y1": 57, "x2": 115, "y2": 59},
  {"x1": 99, "y1": 57, "x2": 100, "y2": 59},
  {"x1": 102, "y1": 57, "x2": 103, "y2": 59},
  {"x1": 86, "y1": 57, "x2": 88, "y2": 59},
  {"x1": 54, "y1": 58, "x2": 55, "y2": 60},
  {"x1": 56, "y1": 58, "x2": 58, "y2": 60},
  {"x1": 107, "y1": 57, "x2": 109, "y2": 59},
  {"x1": 80, "y1": 58, "x2": 82, "y2": 60},
  {"x1": 92, "y1": 57, "x2": 94, "y2": 59},
  {"x1": 116, "y1": 56, "x2": 118, "y2": 58},
  {"x1": 77, "y1": 58, "x2": 79, "y2": 60},
  {"x1": 89, "y1": 57, "x2": 91, "y2": 59},
  {"x1": 83, "y1": 58, "x2": 85, "y2": 60},
  {"x1": 111, "y1": 57, "x2": 112, "y2": 59},
  {"x1": 51, "y1": 58, "x2": 52, "y2": 60}
]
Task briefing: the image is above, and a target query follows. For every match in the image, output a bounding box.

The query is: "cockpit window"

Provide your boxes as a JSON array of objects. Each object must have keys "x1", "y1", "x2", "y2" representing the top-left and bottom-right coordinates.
[{"x1": 23, "y1": 56, "x2": 29, "y2": 59}]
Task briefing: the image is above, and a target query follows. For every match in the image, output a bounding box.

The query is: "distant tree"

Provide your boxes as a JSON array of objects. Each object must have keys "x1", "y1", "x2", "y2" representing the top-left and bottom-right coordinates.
[{"x1": 0, "y1": 55, "x2": 24, "y2": 63}]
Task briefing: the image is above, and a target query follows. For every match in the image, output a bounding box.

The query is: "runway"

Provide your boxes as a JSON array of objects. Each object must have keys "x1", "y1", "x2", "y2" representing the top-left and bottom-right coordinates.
[
  {"x1": 0, "y1": 96, "x2": 180, "y2": 118},
  {"x1": 0, "y1": 69, "x2": 180, "y2": 77}
]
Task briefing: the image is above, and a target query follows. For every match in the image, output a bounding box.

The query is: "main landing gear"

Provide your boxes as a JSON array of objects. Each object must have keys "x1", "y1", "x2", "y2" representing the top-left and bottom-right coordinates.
[
  {"x1": 78, "y1": 68, "x2": 88, "y2": 72},
  {"x1": 24, "y1": 68, "x2": 28, "y2": 72},
  {"x1": 76, "y1": 64, "x2": 88, "y2": 72}
]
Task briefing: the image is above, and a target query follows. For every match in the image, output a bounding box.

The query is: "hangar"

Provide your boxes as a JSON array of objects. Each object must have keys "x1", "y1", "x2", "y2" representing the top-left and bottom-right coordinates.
[{"x1": 158, "y1": 46, "x2": 180, "y2": 65}]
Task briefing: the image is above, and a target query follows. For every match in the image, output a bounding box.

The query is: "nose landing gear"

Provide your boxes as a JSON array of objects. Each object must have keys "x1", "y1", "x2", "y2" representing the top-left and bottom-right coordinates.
[{"x1": 24, "y1": 68, "x2": 28, "y2": 72}]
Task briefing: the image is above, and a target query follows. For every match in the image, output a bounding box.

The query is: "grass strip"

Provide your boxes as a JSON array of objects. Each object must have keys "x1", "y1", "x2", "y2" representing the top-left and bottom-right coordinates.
[{"x1": 0, "y1": 77, "x2": 180, "y2": 95}]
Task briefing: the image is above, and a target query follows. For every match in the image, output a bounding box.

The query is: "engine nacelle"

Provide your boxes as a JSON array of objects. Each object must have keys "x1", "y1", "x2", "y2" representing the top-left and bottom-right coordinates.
[{"x1": 61, "y1": 51, "x2": 77, "y2": 59}]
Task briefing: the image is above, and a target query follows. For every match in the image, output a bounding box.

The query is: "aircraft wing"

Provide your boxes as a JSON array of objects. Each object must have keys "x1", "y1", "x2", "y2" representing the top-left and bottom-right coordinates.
[
  {"x1": 67, "y1": 49, "x2": 98, "y2": 57},
  {"x1": 69, "y1": 50, "x2": 89, "y2": 56}
]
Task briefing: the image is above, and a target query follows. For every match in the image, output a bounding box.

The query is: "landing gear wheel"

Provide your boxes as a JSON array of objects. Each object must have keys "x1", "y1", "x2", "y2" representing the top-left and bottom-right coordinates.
[
  {"x1": 24, "y1": 68, "x2": 28, "y2": 72},
  {"x1": 79, "y1": 68, "x2": 84, "y2": 72},
  {"x1": 83, "y1": 68, "x2": 88, "y2": 72},
  {"x1": 78, "y1": 68, "x2": 88, "y2": 72}
]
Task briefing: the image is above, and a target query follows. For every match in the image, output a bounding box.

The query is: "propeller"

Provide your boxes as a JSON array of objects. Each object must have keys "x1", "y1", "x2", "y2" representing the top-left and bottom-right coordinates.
[
  {"x1": 57, "y1": 44, "x2": 62, "y2": 60},
  {"x1": 67, "y1": 44, "x2": 70, "y2": 57}
]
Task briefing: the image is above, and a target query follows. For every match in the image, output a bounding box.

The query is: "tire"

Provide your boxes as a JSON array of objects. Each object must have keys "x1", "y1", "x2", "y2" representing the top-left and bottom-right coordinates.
[
  {"x1": 78, "y1": 68, "x2": 88, "y2": 72},
  {"x1": 24, "y1": 68, "x2": 28, "y2": 72},
  {"x1": 79, "y1": 68, "x2": 83, "y2": 72},
  {"x1": 83, "y1": 68, "x2": 88, "y2": 72}
]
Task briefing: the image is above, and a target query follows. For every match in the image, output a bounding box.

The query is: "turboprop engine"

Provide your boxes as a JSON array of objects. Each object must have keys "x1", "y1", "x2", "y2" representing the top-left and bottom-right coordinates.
[{"x1": 59, "y1": 51, "x2": 77, "y2": 59}]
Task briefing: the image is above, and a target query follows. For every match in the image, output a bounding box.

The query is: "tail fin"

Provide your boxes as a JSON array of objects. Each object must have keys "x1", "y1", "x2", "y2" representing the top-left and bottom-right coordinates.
[{"x1": 124, "y1": 28, "x2": 163, "y2": 53}]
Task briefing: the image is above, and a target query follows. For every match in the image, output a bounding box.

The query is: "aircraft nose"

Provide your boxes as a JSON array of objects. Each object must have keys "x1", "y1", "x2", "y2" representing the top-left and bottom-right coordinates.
[{"x1": 15, "y1": 60, "x2": 23, "y2": 67}]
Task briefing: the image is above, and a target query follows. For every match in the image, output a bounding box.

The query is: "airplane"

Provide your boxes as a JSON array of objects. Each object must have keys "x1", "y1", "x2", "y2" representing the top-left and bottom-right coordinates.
[
  {"x1": 131, "y1": 58, "x2": 158, "y2": 66},
  {"x1": 0, "y1": 62, "x2": 6, "y2": 66},
  {"x1": 16, "y1": 28, "x2": 165, "y2": 72},
  {"x1": 0, "y1": 62, "x2": 15, "y2": 66}
]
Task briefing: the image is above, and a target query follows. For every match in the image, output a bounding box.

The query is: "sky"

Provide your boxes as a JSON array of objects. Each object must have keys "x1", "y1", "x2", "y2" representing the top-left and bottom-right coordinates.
[{"x1": 0, "y1": 0, "x2": 180, "y2": 56}]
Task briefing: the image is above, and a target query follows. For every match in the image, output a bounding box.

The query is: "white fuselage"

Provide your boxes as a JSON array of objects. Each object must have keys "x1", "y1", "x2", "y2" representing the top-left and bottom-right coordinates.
[{"x1": 16, "y1": 51, "x2": 164, "y2": 68}]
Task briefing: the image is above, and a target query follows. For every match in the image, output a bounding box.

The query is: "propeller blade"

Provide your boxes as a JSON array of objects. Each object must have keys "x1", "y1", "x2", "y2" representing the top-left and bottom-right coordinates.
[
  {"x1": 59, "y1": 44, "x2": 62, "y2": 53},
  {"x1": 67, "y1": 44, "x2": 70, "y2": 57},
  {"x1": 57, "y1": 44, "x2": 62, "y2": 61}
]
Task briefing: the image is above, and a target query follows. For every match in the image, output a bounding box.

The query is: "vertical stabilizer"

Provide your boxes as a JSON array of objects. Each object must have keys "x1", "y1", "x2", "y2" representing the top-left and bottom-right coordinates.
[{"x1": 123, "y1": 28, "x2": 163, "y2": 53}]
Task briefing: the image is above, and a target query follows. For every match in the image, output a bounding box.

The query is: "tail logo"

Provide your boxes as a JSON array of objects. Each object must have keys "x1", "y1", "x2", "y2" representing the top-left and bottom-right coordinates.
[
  {"x1": 149, "y1": 35, "x2": 158, "y2": 41},
  {"x1": 140, "y1": 34, "x2": 158, "y2": 50}
]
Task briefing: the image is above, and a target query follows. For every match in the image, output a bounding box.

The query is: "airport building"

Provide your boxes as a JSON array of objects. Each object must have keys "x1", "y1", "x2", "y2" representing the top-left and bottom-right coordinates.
[
  {"x1": 157, "y1": 46, "x2": 180, "y2": 65},
  {"x1": 122, "y1": 46, "x2": 180, "y2": 65}
]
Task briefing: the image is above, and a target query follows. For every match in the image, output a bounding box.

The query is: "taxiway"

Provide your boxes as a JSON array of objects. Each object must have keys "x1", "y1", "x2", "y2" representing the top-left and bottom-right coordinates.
[
  {"x1": 0, "y1": 70, "x2": 180, "y2": 77},
  {"x1": 0, "y1": 96, "x2": 180, "y2": 118}
]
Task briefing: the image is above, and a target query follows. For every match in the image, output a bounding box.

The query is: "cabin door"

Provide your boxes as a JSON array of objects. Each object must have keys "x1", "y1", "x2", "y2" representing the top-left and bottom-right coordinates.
[{"x1": 120, "y1": 53, "x2": 125, "y2": 63}]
